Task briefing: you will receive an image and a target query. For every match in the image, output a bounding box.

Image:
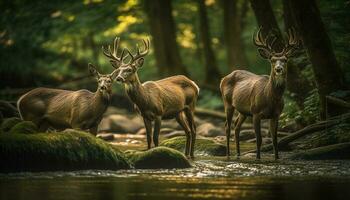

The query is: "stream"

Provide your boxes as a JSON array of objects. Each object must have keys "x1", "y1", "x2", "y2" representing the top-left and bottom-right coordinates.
[{"x1": 1, "y1": 157, "x2": 350, "y2": 200}]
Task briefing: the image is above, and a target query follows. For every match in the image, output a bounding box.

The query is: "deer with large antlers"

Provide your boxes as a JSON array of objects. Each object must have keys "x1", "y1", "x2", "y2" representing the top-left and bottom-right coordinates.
[
  {"x1": 17, "y1": 63, "x2": 118, "y2": 135},
  {"x1": 102, "y1": 37, "x2": 199, "y2": 158},
  {"x1": 220, "y1": 28, "x2": 300, "y2": 159}
]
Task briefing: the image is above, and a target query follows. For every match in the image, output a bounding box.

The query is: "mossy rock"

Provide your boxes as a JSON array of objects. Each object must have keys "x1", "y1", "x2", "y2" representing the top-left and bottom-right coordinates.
[
  {"x1": 160, "y1": 136, "x2": 227, "y2": 156},
  {"x1": 0, "y1": 130, "x2": 130, "y2": 172},
  {"x1": 125, "y1": 147, "x2": 191, "y2": 169},
  {"x1": 290, "y1": 142, "x2": 350, "y2": 160},
  {"x1": 9, "y1": 121, "x2": 38, "y2": 134},
  {"x1": 1, "y1": 117, "x2": 22, "y2": 133}
]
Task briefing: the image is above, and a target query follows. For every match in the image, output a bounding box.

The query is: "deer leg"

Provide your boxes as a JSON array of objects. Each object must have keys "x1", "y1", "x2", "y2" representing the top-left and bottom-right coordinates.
[
  {"x1": 234, "y1": 114, "x2": 247, "y2": 157},
  {"x1": 143, "y1": 118, "x2": 153, "y2": 150},
  {"x1": 153, "y1": 116, "x2": 161, "y2": 147},
  {"x1": 185, "y1": 109, "x2": 196, "y2": 159},
  {"x1": 89, "y1": 126, "x2": 98, "y2": 136},
  {"x1": 176, "y1": 112, "x2": 191, "y2": 157},
  {"x1": 253, "y1": 115, "x2": 262, "y2": 159},
  {"x1": 225, "y1": 106, "x2": 234, "y2": 157},
  {"x1": 269, "y1": 118, "x2": 279, "y2": 160}
]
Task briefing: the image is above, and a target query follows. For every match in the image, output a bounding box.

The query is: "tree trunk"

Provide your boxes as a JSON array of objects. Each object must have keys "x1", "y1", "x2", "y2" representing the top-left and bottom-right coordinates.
[
  {"x1": 249, "y1": 0, "x2": 284, "y2": 51},
  {"x1": 197, "y1": 0, "x2": 221, "y2": 85},
  {"x1": 282, "y1": 0, "x2": 312, "y2": 108},
  {"x1": 288, "y1": 0, "x2": 345, "y2": 119},
  {"x1": 144, "y1": 0, "x2": 188, "y2": 76},
  {"x1": 222, "y1": 0, "x2": 248, "y2": 69}
]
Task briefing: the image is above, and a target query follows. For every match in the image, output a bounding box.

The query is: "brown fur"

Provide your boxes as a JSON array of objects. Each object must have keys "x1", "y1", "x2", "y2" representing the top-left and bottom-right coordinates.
[
  {"x1": 17, "y1": 65, "x2": 117, "y2": 135},
  {"x1": 221, "y1": 28, "x2": 300, "y2": 160}
]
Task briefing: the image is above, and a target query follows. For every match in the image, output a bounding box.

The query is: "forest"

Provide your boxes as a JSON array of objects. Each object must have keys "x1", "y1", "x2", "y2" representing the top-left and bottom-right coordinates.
[{"x1": 0, "y1": 0, "x2": 350, "y2": 200}]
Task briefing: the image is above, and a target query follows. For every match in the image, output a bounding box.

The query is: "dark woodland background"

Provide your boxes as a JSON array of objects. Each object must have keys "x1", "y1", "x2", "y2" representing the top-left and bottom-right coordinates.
[{"x1": 0, "y1": 0, "x2": 349, "y2": 129}]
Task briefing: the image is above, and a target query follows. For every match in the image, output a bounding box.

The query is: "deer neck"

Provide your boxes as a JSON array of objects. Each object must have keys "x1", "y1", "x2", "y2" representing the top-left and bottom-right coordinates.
[
  {"x1": 267, "y1": 70, "x2": 286, "y2": 100},
  {"x1": 124, "y1": 73, "x2": 149, "y2": 108},
  {"x1": 93, "y1": 89, "x2": 111, "y2": 112}
]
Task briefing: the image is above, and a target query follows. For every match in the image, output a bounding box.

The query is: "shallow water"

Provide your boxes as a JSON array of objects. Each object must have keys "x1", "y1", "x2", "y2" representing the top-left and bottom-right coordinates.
[{"x1": 1, "y1": 158, "x2": 350, "y2": 200}]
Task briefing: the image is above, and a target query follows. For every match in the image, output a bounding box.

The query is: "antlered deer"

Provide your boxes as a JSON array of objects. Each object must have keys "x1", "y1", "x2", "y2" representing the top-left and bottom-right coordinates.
[
  {"x1": 220, "y1": 28, "x2": 300, "y2": 159},
  {"x1": 17, "y1": 63, "x2": 118, "y2": 135},
  {"x1": 102, "y1": 37, "x2": 199, "y2": 158}
]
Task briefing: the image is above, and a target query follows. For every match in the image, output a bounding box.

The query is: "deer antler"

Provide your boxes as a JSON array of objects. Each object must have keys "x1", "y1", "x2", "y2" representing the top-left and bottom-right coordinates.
[
  {"x1": 253, "y1": 27, "x2": 276, "y2": 53},
  {"x1": 102, "y1": 36, "x2": 127, "y2": 69},
  {"x1": 124, "y1": 38, "x2": 150, "y2": 65},
  {"x1": 281, "y1": 28, "x2": 301, "y2": 57}
]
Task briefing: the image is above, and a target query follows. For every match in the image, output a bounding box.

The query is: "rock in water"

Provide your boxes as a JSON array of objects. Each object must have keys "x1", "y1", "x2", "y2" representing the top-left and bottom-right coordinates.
[
  {"x1": 0, "y1": 130, "x2": 130, "y2": 172},
  {"x1": 197, "y1": 123, "x2": 223, "y2": 137},
  {"x1": 125, "y1": 147, "x2": 191, "y2": 169},
  {"x1": 289, "y1": 142, "x2": 350, "y2": 160},
  {"x1": 160, "y1": 136, "x2": 227, "y2": 156},
  {"x1": 98, "y1": 114, "x2": 143, "y2": 133}
]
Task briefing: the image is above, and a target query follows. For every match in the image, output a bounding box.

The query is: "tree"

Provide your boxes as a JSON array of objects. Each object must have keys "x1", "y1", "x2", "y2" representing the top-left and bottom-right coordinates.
[
  {"x1": 144, "y1": 0, "x2": 188, "y2": 76},
  {"x1": 222, "y1": 0, "x2": 248, "y2": 69},
  {"x1": 197, "y1": 0, "x2": 221, "y2": 85},
  {"x1": 288, "y1": 0, "x2": 345, "y2": 119},
  {"x1": 249, "y1": 0, "x2": 284, "y2": 50},
  {"x1": 282, "y1": 0, "x2": 312, "y2": 108}
]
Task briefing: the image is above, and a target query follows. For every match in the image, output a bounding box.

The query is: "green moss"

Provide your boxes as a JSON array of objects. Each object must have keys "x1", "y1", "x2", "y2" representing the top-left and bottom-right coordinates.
[
  {"x1": 1, "y1": 117, "x2": 22, "y2": 133},
  {"x1": 9, "y1": 121, "x2": 38, "y2": 134},
  {"x1": 0, "y1": 130, "x2": 130, "y2": 172},
  {"x1": 290, "y1": 142, "x2": 350, "y2": 160},
  {"x1": 160, "y1": 136, "x2": 227, "y2": 156},
  {"x1": 125, "y1": 147, "x2": 191, "y2": 169}
]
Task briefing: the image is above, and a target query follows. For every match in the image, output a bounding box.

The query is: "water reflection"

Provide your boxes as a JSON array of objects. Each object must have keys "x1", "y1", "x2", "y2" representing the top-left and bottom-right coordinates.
[{"x1": 1, "y1": 159, "x2": 350, "y2": 200}]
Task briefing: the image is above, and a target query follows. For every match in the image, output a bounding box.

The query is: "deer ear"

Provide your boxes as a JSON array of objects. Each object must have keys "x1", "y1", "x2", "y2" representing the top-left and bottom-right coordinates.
[
  {"x1": 257, "y1": 48, "x2": 271, "y2": 59},
  {"x1": 88, "y1": 63, "x2": 100, "y2": 78},
  {"x1": 135, "y1": 58, "x2": 144, "y2": 68}
]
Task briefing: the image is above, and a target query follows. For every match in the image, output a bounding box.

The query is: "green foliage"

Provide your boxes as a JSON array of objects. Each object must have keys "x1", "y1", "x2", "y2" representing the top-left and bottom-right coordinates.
[
  {"x1": 160, "y1": 136, "x2": 227, "y2": 156},
  {"x1": 197, "y1": 89, "x2": 223, "y2": 110},
  {"x1": 9, "y1": 121, "x2": 38, "y2": 134},
  {"x1": 124, "y1": 147, "x2": 191, "y2": 169},
  {"x1": 0, "y1": 130, "x2": 130, "y2": 172},
  {"x1": 280, "y1": 89, "x2": 320, "y2": 128}
]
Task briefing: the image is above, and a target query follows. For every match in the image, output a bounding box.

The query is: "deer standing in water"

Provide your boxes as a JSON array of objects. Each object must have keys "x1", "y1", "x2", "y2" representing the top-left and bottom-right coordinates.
[
  {"x1": 220, "y1": 28, "x2": 300, "y2": 159},
  {"x1": 17, "y1": 64, "x2": 118, "y2": 135},
  {"x1": 102, "y1": 37, "x2": 199, "y2": 158}
]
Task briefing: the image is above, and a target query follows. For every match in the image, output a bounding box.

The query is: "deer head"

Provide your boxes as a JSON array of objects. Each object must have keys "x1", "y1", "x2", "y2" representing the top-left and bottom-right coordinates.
[
  {"x1": 253, "y1": 27, "x2": 300, "y2": 81},
  {"x1": 102, "y1": 37, "x2": 150, "y2": 83},
  {"x1": 88, "y1": 63, "x2": 118, "y2": 94}
]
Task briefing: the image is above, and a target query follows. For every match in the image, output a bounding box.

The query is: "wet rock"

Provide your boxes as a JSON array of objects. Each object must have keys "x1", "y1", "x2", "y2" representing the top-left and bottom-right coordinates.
[
  {"x1": 239, "y1": 130, "x2": 256, "y2": 141},
  {"x1": 163, "y1": 130, "x2": 185, "y2": 139},
  {"x1": 197, "y1": 123, "x2": 223, "y2": 137},
  {"x1": 289, "y1": 142, "x2": 350, "y2": 160},
  {"x1": 9, "y1": 121, "x2": 38, "y2": 134},
  {"x1": 125, "y1": 147, "x2": 191, "y2": 169},
  {"x1": 98, "y1": 114, "x2": 143, "y2": 134},
  {"x1": 161, "y1": 119, "x2": 180, "y2": 129},
  {"x1": 1, "y1": 117, "x2": 22, "y2": 133},
  {"x1": 160, "y1": 136, "x2": 227, "y2": 156},
  {"x1": 246, "y1": 137, "x2": 272, "y2": 145},
  {"x1": 97, "y1": 133, "x2": 114, "y2": 141},
  {"x1": 0, "y1": 130, "x2": 130, "y2": 172}
]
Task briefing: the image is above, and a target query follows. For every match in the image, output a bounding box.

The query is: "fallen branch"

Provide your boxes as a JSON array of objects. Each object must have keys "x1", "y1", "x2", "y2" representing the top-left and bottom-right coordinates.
[
  {"x1": 243, "y1": 112, "x2": 350, "y2": 154},
  {"x1": 326, "y1": 95, "x2": 350, "y2": 109},
  {"x1": 195, "y1": 107, "x2": 226, "y2": 119}
]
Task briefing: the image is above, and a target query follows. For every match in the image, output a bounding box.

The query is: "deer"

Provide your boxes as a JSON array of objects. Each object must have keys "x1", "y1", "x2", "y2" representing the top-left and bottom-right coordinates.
[
  {"x1": 102, "y1": 37, "x2": 199, "y2": 158},
  {"x1": 17, "y1": 63, "x2": 118, "y2": 135},
  {"x1": 220, "y1": 27, "x2": 300, "y2": 160}
]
